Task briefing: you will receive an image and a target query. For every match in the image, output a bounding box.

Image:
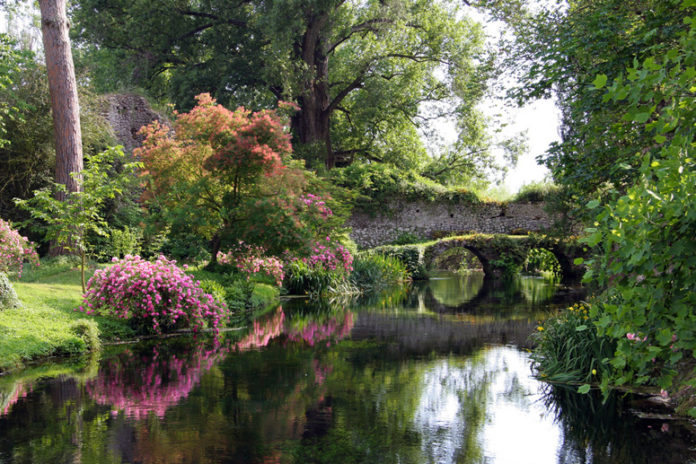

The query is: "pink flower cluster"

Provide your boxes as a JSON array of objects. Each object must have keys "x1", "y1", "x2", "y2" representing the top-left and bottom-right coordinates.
[
  {"x1": 217, "y1": 243, "x2": 284, "y2": 286},
  {"x1": 299, "y1": 193, "x2": 333, "y2": 219},
  {"x1": 0, "y1": 219, "x2": 39, "y2": 277},
  {"x1": 302, "y1": 237, "x2": 353, "y2": 273},
  {"x1": 79, "y1": 255, "x2": 228, "y2": 334},
  {"x1": 626, "y1": 332, "x2": 648, "y2": 342}
]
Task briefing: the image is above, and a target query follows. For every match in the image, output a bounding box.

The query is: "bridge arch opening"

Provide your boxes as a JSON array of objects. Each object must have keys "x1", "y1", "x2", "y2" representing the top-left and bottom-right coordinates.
[
  {"x1": 523, "y1": 248, "x2": 562, "y2": 281},
  {"x1": 431, "y1": 247, "x2": 483, "y2": 273}
]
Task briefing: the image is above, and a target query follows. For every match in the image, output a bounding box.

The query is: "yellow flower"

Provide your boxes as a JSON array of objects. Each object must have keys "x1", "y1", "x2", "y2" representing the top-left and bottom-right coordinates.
[{"x1": 537, "y1": 326, "x2": 545, "y2": 332}]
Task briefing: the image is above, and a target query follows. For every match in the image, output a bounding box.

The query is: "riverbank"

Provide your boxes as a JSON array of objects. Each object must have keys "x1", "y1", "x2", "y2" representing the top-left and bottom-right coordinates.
[{"x1": 0, "y1": 260, "x2": 279, "y2": 374}]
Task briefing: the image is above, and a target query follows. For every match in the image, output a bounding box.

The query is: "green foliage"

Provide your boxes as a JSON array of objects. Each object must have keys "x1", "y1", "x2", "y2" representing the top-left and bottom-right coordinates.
[
  {"x1": 68, "y1": 319, "x2": 100, "y2": 352},
  {"x1": 16, "y1": 147, "x2": 142, "y2": 291},
  {"x1": 577, "y1": 5, "x2": 696, "y2": 393},
  {"x1": 330, "y1": 162, "x2": 481, "y2": 210},
  {"x1": 283, "y1": 260, "x2": 344, "y2": 297},
  {"x1": 0, "y1": 272, "x2": 20, "y2": 309},
  {"x1": 389, "y1": 232, "x2": 426, "y2": 246},
  {"x1": 350, "y1": 253, "x2": 409, "y2": 292},
  {"x1": 0, "y1": 41, "x2": 115, "y2": 224},
  {"x1": 532, "y1": 303, "x2": 616, "y2": 386},
  {"x1": 507, "y1": 0, "x2": 692, "y2": 208},
  {"x1": 369, "y1": 244, "x2": 428, "y2": 280},
  {"x1": 73, "y1": 0, "x2": 499, "y2": 173},
  {"x1": 513, "y1": 181, "x2": 560, "y2": 204},
  {"x1": 524, "y1": 248, "x2": 561, "y2": 279}
]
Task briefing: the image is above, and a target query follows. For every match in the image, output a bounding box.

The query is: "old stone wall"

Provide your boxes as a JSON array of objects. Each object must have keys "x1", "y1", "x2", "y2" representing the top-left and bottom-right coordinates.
[
  {"x1": 103, "y1": 94, "x2": 168, "y2": 153},
  {"x1": 348, "y1": 200, "x2": 554, "y2": 248}
]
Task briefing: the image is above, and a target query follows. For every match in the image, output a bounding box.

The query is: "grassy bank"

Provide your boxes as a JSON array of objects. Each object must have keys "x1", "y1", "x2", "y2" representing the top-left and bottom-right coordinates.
[{"x1": 0, "y1": 260, "x2": 280, "y2": 374}]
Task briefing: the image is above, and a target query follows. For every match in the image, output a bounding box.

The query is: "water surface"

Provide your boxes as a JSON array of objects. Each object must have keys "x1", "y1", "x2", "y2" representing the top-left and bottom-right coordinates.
[{"x1": 1, "y1": 274, "x2": 694, "y2": 463}]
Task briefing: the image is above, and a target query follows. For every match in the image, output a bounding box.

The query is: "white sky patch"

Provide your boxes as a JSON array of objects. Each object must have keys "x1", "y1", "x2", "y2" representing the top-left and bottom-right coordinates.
[{"x1": 426, "y1": 3, "x2": 559, "y2": 194}]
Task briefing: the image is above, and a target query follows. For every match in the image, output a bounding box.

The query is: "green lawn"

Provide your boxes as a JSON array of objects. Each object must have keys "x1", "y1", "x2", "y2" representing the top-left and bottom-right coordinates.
[
  {"x1": 0, "y1": 261, "x2": 133, "y2": 373},
  {"x1": 0, "y1": 259, "x2": 280, "y2": 373}
]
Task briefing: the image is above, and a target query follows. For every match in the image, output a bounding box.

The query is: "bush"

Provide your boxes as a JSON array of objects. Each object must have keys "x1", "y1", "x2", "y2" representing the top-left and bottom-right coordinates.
[
  {"x1": 350, "y1": 254, "x2": 409, "y2": 291},
  {"x1": 389, "y1": 231, "x2": 425, "y2": 245},
  {"x1": 0, "y1": 218, "x2": 39, "y2": 277},
  {"x1": 329, "y1": 162, "x2": 481, "y2": 209},
  {"x1": 0, "y1": 272, "x2": 20, "y2": 309},
  {"x1": 283, "y1": 260, "x2": 343, "y2": 296},
  {"x1": 532, "y1": 303, "x2": 615, "y2": 387},
  {"x1": 371, "y1": 245, "x2": 427, "y2": 280},
  {"x1": 513, "y1": 181, "x2": 560, "y2": 203},
  {"x1": 80, "y1": 255, "x2": 228, "y2": 334},
  {"x1": 69, "y1": 319, "x2": 101, "y2": 352},
  {"x1": 217, "y1": 243, "x2": 284, "y2": 287}
]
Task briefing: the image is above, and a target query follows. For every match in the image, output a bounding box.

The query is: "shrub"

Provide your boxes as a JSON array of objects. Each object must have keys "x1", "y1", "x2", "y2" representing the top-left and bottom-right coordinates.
[
  {"x1": 0, "y1": 218, "x2": 39, "y2": 277},
  {"x1": 350, "y1": 254, "x2": 409, "y2": 291},
  {"x1": 217, "y1": 243, "x2": 284, "y2": 287},
  {"x1": 69, "y1": 319, "x2": 101, "y2": 352},
  {"x1": 531, "y1": 302, "x2": 615, "y2": 387},
  {"x1": 389, "y1": 231, "x2": 424, "y2": 245},
  {"x1": 371, "y1": 245, "x2": 427, "y2": 280},
  {"x1": 0, "y1": 272, "x2": 20, "y2": 309},
  {"x1": 283, "y1": 260, "x2": 342, "y2": 296},
  {"x1": 513, "y1": 181, "x2": 560, "y2": 203},
  {"x1": 80, "y1": 255, "x2": 228, "y2": 334}
]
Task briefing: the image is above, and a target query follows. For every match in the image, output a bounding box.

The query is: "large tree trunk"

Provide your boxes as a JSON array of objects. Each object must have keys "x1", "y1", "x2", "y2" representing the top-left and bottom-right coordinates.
[
  {"x1": 39, "y1": 0, "x2": 83, "y2": 256},
  {"x1": 39, "y1": 0, "x2": 83, "y2": 196},
  {"x1": 291, "y1": 12, "x2": 335, "y2": 169}
]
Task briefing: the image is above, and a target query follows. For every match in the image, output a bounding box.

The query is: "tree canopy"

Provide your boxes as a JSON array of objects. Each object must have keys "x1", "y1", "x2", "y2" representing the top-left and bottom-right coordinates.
[
  {"x1": 72, "y1": 0, "x2": 502, "y2": 175},
  {"x1": 503, "y1": 0, "x2": 691, "y2": 203}
]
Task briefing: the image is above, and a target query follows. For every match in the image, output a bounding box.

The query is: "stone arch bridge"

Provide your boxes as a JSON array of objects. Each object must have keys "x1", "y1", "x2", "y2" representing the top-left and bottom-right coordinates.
[{"x1": 374, "y1": 234, "x2": 587, "y2": 282}]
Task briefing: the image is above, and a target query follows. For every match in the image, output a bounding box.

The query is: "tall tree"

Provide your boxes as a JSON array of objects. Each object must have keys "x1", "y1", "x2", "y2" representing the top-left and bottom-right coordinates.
[
  {"x1": 72, "y1": 0, "x2": 494, "y2": 171},
  {"x1": 501, "y1": 0, "x2": 690, "y2": 203},
  {"x1": 39, "y1": 0, "x2": 83, "y2": 197}
]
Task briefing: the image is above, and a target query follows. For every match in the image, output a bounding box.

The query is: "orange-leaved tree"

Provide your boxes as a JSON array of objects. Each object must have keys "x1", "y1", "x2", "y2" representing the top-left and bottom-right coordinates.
[{"x1": 136, "y1": 94, "x2": 344, "y2": 260}]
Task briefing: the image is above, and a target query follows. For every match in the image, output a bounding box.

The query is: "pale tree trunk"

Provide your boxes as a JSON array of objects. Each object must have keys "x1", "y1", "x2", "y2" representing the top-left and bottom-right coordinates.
[
  {"x1": 39, "y1": 0, "x2": 83, "y2": 255},
  {"x1": 39, "y1": 0, "x2": 83, "y2": 194}
]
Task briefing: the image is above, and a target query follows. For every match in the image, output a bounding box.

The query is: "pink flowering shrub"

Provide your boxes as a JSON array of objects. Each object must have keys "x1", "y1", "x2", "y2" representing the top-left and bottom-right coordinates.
[
  {"x1": 80, "y1": 255, "x2": 228, "y2": 334},
  {"x1": 217, "y1": 242, "x2": 284, "y2": 287},
  {"x1": 0, "y1": 219, "x2": 39, "y2": 277},
  {"x1": 302, "y1": 237, "x2": 353, "y2": 273},
  {"x1": 299, "y1": 193, "x2": 333, "y2": 219}
]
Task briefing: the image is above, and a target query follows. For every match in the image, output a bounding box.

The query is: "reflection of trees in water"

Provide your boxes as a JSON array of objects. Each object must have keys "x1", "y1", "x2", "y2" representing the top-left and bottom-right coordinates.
[
  {"x1": 421, "y1": 273, "x2": 583, "y2": 316},
  {"x1": 544, "y1": 385, "x2": 696, "y2": 464}
]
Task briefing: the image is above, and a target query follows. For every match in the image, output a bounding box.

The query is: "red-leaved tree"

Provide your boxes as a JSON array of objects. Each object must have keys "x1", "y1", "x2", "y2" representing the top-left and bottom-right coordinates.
[{"x1": 136, "y1": 94, "x2": 346, "y2": 260}]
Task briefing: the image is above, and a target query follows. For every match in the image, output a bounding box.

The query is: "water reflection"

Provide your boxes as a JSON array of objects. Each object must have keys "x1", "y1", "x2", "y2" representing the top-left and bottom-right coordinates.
[
  {"x1": 0, "y1": 274, "x2": 694, "y2": 464},
  {"x1": 87, "y1": 340, "x2": 228, "y2": 420}
]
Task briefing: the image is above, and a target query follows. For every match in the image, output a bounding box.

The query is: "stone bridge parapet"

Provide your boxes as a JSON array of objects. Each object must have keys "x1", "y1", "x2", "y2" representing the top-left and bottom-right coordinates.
[{"x1": 349, "y1": 199, "x2": 555, "y2": 248}]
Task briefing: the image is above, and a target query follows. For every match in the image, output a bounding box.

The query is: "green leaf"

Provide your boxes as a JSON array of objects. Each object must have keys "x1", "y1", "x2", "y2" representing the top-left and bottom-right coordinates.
[
  {"x1": 586, "y1": 199, "x2": 600, "y2": 209},
  {"x1": 592, "y1": 74, "x2": 608, "y2": 89},
  {"x1": 633, "y1": 112, "x2": 651, "y2": 123},
  {"x1": 575, "y1": 325, "x2": 588, "y2": 332},
  {"x1": 573, "y1": 257, "x2": 584, "y2": 265},
  {"x1": 578, "y1": 384, "x2": 591, "y2": 394}
]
